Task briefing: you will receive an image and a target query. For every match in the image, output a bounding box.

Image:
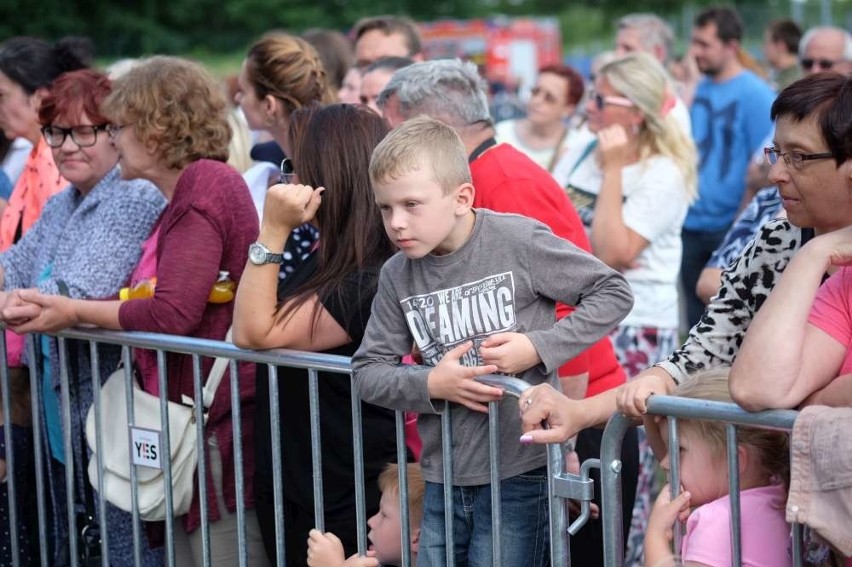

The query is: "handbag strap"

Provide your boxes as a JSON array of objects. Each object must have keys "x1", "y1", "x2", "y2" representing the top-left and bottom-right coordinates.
[{"x1": 192, "y1": 327, "x2": 233, "y2": 410}]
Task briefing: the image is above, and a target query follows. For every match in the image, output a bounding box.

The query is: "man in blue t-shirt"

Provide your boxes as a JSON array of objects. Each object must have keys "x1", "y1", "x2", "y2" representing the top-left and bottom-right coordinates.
[{"x1": 681, "y1": 6, "x2": 775, "y2": 328}]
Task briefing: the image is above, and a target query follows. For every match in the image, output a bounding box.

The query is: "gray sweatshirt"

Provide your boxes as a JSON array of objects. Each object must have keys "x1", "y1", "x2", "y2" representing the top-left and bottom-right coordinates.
[{"x1": 352, "y1": 209, "x2": 633, "y2": 485}]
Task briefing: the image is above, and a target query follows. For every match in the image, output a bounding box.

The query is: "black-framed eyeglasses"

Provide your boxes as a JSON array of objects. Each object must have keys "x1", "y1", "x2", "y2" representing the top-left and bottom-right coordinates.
[
  {"x1": 41, "y1": 124, "x2": 109, "y2": 148},
  {"x1": 764, "y1": 147, "x2": 834, "y2": 170},
  {"x1": 106, "y1": 124, "x2": 127, "y2": 139},
  {"x1": 592, "y1": 93, "x2": 636, "y2": 111},
  {"x1": 800, "y1": 58, "x2": 838, "y2": 71}
]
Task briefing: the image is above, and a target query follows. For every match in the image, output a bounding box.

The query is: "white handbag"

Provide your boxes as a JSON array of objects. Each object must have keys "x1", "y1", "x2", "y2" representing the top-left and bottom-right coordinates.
[{"x1": 84, "y1": 341, "x2": 230, "y2": 521}]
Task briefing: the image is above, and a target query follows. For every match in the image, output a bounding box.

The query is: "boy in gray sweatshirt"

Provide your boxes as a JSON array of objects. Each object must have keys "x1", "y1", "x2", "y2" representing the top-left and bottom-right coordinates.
[{"x1": 352, "y1": 116, "x2": 633, "y2": 566}]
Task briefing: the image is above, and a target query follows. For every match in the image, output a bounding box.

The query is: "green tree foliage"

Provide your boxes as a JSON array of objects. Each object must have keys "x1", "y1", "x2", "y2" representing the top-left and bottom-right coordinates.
[{"x1": 0, "y1": 0, "x2": 848, "y2": 58}]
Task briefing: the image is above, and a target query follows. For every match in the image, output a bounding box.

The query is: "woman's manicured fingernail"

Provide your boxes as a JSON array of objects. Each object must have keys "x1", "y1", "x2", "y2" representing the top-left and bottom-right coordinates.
[{"x1": 519, "y1": 434, "x2": 534, "y2": 444}]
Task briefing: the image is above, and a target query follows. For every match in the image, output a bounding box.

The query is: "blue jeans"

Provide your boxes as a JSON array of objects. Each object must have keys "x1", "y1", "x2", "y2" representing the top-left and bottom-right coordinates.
[
  {"x1": 680, "y1": 227, "x2": 729, "y2": 329},
  {"x1": 417, "y1": 467, "x2": 549, "y2": 567}
]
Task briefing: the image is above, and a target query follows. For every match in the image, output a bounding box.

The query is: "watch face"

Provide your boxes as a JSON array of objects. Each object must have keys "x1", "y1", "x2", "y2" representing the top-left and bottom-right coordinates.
[{"x1": 249, "y1": 243, "x2": 267, "y2": 264}]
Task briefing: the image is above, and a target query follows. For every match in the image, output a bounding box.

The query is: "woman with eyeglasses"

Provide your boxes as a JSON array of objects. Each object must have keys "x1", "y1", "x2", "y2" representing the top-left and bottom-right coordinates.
[
  {"x1": 494, "y1": 64, "x2": 585, "y2": 172},
  {"x1": 0, "y1": 68, "x2": 165, "y2": 565},
  {"x1": 552, "y1": 52, "x2": 696, "y2": 377},
  {"x1": 4, "y1": 57, "x2": 266, "y2": 566}
]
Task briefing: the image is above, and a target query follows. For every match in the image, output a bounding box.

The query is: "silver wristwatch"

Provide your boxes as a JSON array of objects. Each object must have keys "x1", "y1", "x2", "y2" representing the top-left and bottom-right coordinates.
[{"x1": 248, "y1": 242, "x2": 284, "y2": 265}]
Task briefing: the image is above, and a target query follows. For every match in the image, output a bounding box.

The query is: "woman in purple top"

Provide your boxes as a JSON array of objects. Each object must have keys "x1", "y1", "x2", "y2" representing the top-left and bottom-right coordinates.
[{"x1": 6, "y1": 57, "x2": 266, "y2": 566}]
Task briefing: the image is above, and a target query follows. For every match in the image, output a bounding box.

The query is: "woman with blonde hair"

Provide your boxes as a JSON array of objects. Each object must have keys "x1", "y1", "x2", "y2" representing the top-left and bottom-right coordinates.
[
  {"x1": 553, "y1": 52, "x2": 696, "y2": 374},
  {"x1": 552, "y1": 51, "x2": 697, "y2": 564},
  {"x1": 236, "y1": 32, "x2": 336, "y2": 279}
]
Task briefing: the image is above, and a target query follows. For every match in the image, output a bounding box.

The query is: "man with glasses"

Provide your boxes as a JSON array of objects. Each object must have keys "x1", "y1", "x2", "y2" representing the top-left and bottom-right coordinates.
[
  {"x1": 680, "y1": 6, "x2": 775, "y2": 329},
  {"x1": 799, "y1": 26, "x2": 852, "y2": 76}
]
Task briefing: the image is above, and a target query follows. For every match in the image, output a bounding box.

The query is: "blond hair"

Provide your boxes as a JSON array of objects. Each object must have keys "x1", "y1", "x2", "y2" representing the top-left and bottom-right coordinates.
[
  {"x1": 245, "y1": 33, "x2": 335, "y2": 117},
  {"x1": 674, "y1": 369, "x2": 790, "y2": 488},
  {"x1": 102, "y1": 56, "x2": 231, "y2": 169},
  {"x1": 369, "y1": 116, "x2": 470, "y2": 195},
  {"x1": 378, "y1": 463, "x2": 425, "y2": 527},
  {"x1": 599, "y1": 53, "x2": 697, "y2": 202}
]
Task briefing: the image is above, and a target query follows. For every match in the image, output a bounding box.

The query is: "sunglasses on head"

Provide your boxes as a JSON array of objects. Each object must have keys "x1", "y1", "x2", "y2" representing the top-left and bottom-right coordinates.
[{"x1": 800, "y1": 58, "x2": 837, "y2": 71}]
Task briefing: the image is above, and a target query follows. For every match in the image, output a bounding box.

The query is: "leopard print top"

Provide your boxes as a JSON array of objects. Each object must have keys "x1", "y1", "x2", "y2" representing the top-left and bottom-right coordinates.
[{"x1": 658, "y1": 219, "x2": 808, "y2": 382}]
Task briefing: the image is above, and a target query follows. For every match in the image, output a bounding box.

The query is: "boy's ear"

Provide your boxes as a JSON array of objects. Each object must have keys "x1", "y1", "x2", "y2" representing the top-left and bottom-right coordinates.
[
  {"x1": 410, "y1": 525, "x2": 420, "y2": 552},
  {"x1": 454, "y1": 182, "x2": 475, "y2": 212}
]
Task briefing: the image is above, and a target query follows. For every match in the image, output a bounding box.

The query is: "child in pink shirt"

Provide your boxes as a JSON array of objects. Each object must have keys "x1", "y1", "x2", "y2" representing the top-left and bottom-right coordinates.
[{"x1": 644, "y1": 370, "x2": 792, "y2": 567}]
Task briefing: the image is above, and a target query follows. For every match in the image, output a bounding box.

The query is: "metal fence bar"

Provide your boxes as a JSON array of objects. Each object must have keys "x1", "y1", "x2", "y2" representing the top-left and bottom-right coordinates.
[
  {"x1": 475, "y1": 375, "x2": 570, "y2": 565},
  {"x1": 600, "y1": 412, "x2": 631, "y2": 567},
  {"x1": 191, "y1": 354, "x2": 211, "y2": 567},
  {"x1": 667, "y1": 417, "x2": 683, "y2": 554},
  {"x1": 487, "y1": 400, "x2": 502, "y2": 565},
  {"x1": 229, "y1": 358, "x2": 248, "y2": 567},
  {"x1": 155, "y1": 349, "x2": 176, "y2": 566},
  {"x1": 25, "y1": 335, "x2": 49, "y2": 567},
  {"x1": 726, "y1": 424, "x2": 743, "y2": 567},
  {"x1": 121, "y1": 346, "x2": 143, "y2": 567},
  {"x1": 440, "y1": 403, "x2": 454, "y2": 567},
  {"x1": 267, "y1": 364, "x2": 286, "y2": 567},
  {"x1": 395, "y1": 411, "x2": 412, "y2": 567},
  {"x1": 0, "y1": 331, "x2": 20, "y2": 566},
  {"x1": 308, "y1": 368, "x2": 325, "y2": 532},
  {"x1": 57, "y1": 338, "x2": 79, "y2": 566},
  {"x1": 350, "y1": 375, "x2": 368, "y2": 555},
  {"x1": 87, "y1": 341, "x2": 110, "y2": 567}
]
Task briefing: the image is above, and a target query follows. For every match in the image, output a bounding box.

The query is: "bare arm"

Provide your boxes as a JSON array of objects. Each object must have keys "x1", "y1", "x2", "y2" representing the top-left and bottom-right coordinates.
[
  {"x1": 232, "y1": 183, "x2": 349, "y2": 352},
  {"x1": 801, "y1": 372, "x2": 852, "y2": 408},
  {"x1": 695, "y1": 267, "x2": 722, "y2": 305},
  {"x1": 730, "y1": 231, "x2": 851, "y2": 410},
  {"x1": 590, "y1": 127, "x2": 650, "y2": 270},
  {"x1": 5, "y1": 293, "x2": 123, "y2": 333}
]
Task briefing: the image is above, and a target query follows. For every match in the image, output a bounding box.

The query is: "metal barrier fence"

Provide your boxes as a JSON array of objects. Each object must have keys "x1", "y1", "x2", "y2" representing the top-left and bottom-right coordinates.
[
  {"x1": 0, "y1": 328, "x2": 587, "y2": 567},
  {"x1": 598, "y1": 394, "x2": 804, "y2": 567},
  {"x1": 2, "y1": 327, "x2": 814, "y2": 567}
]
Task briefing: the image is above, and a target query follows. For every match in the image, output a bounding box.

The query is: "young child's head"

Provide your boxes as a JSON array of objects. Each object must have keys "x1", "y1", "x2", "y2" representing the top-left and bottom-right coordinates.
[
  {"x1": 367, "y1": 462, "x2": 425, "y2": 565},
  {"x1": 369, "y1": 116, "x2": 476, "y2": 259},
  {"x1": 661, "y1": 369, "x2": 789, "y2": 507}
]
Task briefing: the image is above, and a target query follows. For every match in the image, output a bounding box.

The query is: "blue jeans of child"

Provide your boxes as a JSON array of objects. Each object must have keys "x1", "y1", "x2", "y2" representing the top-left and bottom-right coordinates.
[{"x1": 417, "y1": 467, "x2": 549, "y2": 567}]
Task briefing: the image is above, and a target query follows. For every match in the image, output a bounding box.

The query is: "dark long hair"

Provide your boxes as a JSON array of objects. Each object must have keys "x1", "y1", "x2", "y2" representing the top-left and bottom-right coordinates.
[
  {"x1": 276, "y1": 104, "x2": 394, "y2": 332},
  {"x1": 0, "y1": 36, "x2": 92, "y2": 94}
]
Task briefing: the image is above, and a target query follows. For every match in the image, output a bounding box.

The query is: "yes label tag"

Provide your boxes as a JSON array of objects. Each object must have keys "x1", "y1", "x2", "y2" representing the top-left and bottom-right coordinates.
[{"x1": 130, "y1": 427, "x2": 162, "y2": 470}]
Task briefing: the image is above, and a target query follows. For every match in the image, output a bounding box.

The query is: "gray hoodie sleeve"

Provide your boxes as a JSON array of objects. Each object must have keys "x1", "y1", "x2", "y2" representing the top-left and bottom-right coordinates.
[
  {"x1": 352, "y1": 263, "x2": 441, "y2": 414},
  {"x1": 523, "y1": 223, "x2": 634, "y2": 374}
]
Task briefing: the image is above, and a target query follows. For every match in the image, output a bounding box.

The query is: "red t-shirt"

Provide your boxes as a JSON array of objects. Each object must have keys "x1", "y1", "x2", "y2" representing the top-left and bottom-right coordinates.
[{"x1": 469, "y1": 143, "x2": 626, "y2": 396}]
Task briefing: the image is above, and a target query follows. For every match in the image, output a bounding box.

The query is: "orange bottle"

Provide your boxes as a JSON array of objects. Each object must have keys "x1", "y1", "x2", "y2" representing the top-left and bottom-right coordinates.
[
  {"x1": 119, "y1": 272, "x2": 235, "y2": 303},
  {"x1": 207, "y1": 271, "x2": 235, "y2": 304},
  {"x1": 119, "y1": 277, "x2": 157, "y2": 300}
]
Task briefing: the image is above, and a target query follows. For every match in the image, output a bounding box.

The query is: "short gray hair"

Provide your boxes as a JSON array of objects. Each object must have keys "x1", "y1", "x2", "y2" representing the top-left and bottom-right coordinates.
[
  {"x1": 617, "y1": 13, "x2": 675, "y2": 63},
  {"x1": 799, "y1": 26, "x2": 852, "y2": 61},
  {"x1": 377, "y1": 59, "x2": 493, "y2": 127}
]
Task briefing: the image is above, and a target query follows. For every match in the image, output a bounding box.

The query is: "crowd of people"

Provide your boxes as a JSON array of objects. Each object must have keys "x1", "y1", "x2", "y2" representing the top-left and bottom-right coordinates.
[{"x1": 0, "y1": 6, "x2": 849, "y2": 567}]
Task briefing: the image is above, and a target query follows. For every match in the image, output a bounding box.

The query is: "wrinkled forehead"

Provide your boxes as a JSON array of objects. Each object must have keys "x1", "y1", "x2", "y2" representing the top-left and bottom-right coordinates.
[{"x1": 803, "y1": 31, "x2": 845, "y2": 60}]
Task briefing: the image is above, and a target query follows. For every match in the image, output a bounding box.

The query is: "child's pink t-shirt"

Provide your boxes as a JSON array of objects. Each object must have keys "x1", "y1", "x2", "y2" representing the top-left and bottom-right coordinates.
[
  {"x1": 681, "y1": 483, "x2": 792, "y2": 567},
  {"x1": 808, "y1": 267, "x2": 852, "y2": 375}
]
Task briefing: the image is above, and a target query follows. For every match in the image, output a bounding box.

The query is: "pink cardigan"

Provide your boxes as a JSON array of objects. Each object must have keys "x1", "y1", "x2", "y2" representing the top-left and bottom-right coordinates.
[{"x1": 119, "y1": 159, "x2": 259, "y2": 534}]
